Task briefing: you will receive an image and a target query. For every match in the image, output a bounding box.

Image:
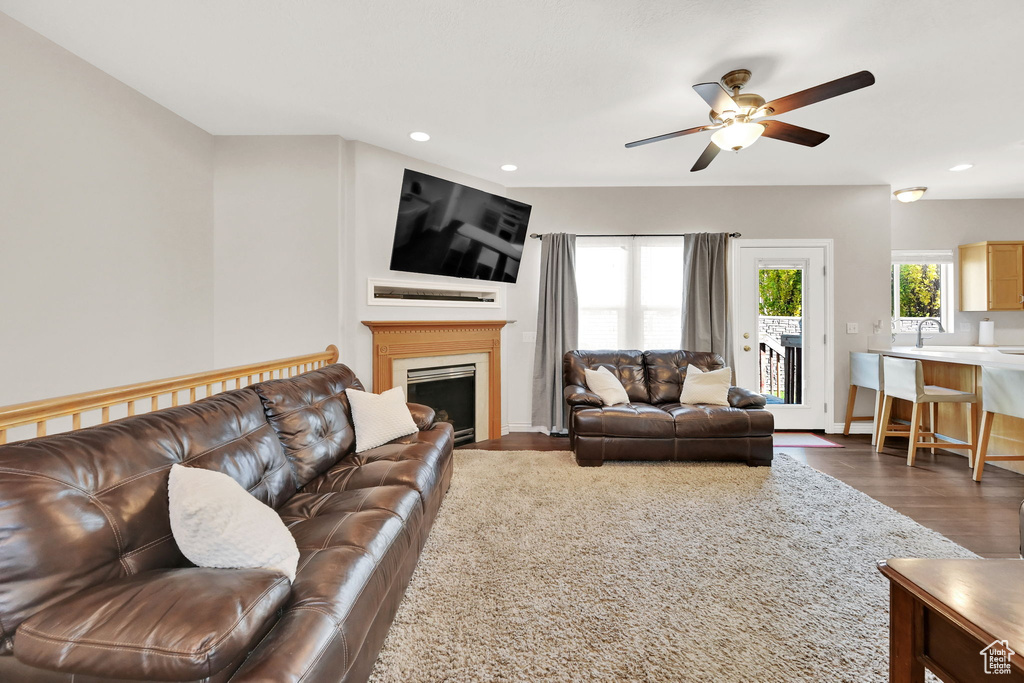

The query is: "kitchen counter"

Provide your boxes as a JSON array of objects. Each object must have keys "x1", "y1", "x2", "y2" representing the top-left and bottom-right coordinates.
[
  {"x1": 869, "y1": 345, "x2": 1024, "y2": 370},
  {"x1": 867, "y1": 345, "x2": 1024, "y2": 475}
]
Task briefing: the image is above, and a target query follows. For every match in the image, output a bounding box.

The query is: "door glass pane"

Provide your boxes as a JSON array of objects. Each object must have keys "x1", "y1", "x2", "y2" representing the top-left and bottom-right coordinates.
[{"x1": 758, "y1": 267, "x2": 803, "y2": 405}]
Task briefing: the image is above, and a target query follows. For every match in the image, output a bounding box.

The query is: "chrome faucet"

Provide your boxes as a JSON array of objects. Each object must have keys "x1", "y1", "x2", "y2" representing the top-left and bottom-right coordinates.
[{"x1": 915, "y1": 318, "x2": 945, "y2": 348}]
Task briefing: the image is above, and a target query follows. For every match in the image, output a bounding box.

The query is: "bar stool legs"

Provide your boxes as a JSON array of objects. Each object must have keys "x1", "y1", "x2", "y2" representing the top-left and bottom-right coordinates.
[
  {"x1": 843, "y1": 385, "x2": 858, "y2": 436},
  {"x1": 907, "y1": 403, "x2": 922, "y2": 466}
]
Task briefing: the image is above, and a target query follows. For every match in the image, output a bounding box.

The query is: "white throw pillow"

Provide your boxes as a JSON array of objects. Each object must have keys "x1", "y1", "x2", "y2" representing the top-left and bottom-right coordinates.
[
  {"x1": 346, "y1": 386, "x2": 419, "y2": 453},
  {"x1": 584, "y1": 366, "x2": 631, "y2": 406},
  {"x1": 168, "y1": 464, "x2": 299, "y2": 581},
  {"x1": 679, "y1": 365, "x2": 732, "y2": 406}
]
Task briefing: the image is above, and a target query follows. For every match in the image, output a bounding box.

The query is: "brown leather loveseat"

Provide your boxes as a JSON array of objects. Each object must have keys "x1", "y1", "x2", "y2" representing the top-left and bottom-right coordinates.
[
  {"x1": 0, "y1": 363, "x2": 452, "y2": 682},
  {"x1": 564, "y1": 350, "x2": 773, "y2": 467}
]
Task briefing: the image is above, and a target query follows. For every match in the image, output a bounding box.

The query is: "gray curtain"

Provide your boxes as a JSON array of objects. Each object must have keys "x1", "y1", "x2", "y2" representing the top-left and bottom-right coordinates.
[
  {"x1": 532, "y1": 233, "x2": 578, "y2": 433},
  {"x1": 681, "y1": 232, "x2": 732, "y2": 368}
]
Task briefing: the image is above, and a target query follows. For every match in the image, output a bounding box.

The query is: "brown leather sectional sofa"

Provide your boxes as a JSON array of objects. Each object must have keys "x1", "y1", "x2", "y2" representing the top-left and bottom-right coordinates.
[
  {"x1": 0, "y1": 363, "x2": 452, "y2": 682},
  {"x1": 564, "y1": 350, "x2": 774, "y2": 467}
]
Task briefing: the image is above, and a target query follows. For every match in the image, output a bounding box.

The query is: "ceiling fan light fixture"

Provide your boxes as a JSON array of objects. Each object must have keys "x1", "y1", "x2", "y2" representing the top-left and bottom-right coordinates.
[
  {"x1": 711, "y1": 122, "x2": 765, "y2": 151},
  {"x1": 893, "y1": 187, "x2": 928, "y2": 203}
]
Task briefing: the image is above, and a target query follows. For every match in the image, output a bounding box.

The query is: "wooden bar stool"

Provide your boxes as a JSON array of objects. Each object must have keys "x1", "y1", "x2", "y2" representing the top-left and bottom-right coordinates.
[
  {"x1": 876, "y1": 356, "x2": 978, "y2": 467},
  {"x1": 843, "y1": 352, "x2": 884, "y2": 445},
  {"x1": 973, "y1": 366, "x2": 1024, "y2": 481}
]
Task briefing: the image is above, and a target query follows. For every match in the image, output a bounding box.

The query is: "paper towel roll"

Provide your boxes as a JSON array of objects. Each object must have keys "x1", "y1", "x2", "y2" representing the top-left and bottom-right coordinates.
[{"x1": 979, "y1": 319, "x2": 995, "y2": 346}]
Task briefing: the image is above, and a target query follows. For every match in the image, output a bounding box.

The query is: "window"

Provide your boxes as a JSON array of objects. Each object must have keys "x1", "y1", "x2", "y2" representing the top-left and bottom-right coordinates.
[
  {"x1": 576, "y1": 236, "x2": 685, "y2": 349},
  {"x1": 891, "y1": 250, "x2": 954, "y2": 334}
]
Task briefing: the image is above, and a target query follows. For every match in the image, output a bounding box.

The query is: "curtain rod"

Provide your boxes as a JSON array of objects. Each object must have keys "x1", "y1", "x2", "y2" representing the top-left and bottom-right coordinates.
[{"x1": 528, "y1": 232, "x2": 741, "y2": 239}]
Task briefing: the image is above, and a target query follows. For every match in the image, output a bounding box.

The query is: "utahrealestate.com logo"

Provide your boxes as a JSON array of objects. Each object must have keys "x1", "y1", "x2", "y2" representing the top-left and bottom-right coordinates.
[{"x1": 981, "y1": 640, "x2": 1015, "y2": 675}]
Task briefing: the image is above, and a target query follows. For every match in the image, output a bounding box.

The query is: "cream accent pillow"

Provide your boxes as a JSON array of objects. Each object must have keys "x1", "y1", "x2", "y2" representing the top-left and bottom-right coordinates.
[
  {"x1": 346, "y1": 386, "x2": 419, "y2": 453},
  {"x1": 584, "y1": 366, "x2": 631, "y2": 406},
  {"x1": 679, "y1": 365, "x2": 732, "y2": 406},
  {"x1": 168, "y1": 464, "x2": 299, "y2": 581}
]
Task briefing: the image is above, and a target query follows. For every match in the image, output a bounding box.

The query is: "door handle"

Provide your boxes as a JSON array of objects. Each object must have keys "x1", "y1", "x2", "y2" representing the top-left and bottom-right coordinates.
[{"x1": 743, "y1": 345, "x2": 751, "y2": 352}]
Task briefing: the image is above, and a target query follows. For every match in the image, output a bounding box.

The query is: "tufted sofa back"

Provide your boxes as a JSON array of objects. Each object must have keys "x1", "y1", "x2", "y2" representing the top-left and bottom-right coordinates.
[
  {"x1": 0, "y1": 387, "x2": 296, "y2": 653},
  {"x1": 564, "y1": 349, "x2": 727, "y2": 405},
  {"x1": 563, "y1": 350, "x2": 650, "y2": 403},
  {"x1": 253, "y1": 364, "x2": 363, "y2": 488},
  {"x1": 644, "y1": 350, "x2": 726, "y2": 403}
]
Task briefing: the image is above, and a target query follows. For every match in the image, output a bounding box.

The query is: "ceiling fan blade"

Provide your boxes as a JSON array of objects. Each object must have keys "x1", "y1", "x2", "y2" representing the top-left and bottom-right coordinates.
[
  {"x1": 625, "y1": 125, "x2": 711, "y2": 148},
  {"x1": 761, "y1": 70, "x2": 875, "y2": 117},
  {"x1": 692, "y1": 82, "x2": 740, "y2": 115},
  {"x1": 690, "y1": 142, "x2": 720, "y2": 172},
  {"x1": 760, "y1": 120, "x2": 830, "y2": 147}
]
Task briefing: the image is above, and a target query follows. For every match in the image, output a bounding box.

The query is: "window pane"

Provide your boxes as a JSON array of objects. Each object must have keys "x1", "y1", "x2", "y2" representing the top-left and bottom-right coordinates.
[
  {"x1": 643, "y1": 308, "x2": 681, "y2": 349},
  {"x1": 579, "y1": 309, "x2": 621, "y2": 349},
  {"x1": 897, "y1": 264, "x2": 942, "y2": 317},
  {"x1": 577, "y1": 246, "x2": 627, "y2": 307},
  {"x1": 639, "y1": 245, "x2": 684, "y2": 308}
]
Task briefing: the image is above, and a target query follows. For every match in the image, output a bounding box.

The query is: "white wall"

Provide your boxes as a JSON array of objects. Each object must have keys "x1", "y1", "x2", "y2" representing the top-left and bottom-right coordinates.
[
  {"x1": 891, "y1": 199, "x2": 1024, "y2": 346},
  {"x1": 0, "y1": 13, "x2": 214, "y2": 406},
  {"x1": 213, "y1": 136, "x2": 342, "y2": 366},
  {"x1": 506, "y1": 185, "x2": 893, "y2": 429},
  {"x1": 341, "y1": 141, "x2": 512, "y2": 427}
]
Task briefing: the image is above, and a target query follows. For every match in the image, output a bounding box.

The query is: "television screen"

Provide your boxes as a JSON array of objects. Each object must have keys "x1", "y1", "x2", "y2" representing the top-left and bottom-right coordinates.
[{"x1": 389, "y1": 169, "x2": 532, "y2": 283}]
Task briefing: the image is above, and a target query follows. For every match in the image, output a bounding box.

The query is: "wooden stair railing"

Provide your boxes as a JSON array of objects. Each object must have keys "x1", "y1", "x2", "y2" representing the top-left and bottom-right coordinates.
[{"x1": 0, "y1": 345, "x2": 339, "y2": 444}]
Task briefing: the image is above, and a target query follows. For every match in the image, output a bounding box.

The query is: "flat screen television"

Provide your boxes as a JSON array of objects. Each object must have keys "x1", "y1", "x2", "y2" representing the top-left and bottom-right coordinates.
[{"x1": 389, "y1": 169, "x2": 532, "y2": 283}]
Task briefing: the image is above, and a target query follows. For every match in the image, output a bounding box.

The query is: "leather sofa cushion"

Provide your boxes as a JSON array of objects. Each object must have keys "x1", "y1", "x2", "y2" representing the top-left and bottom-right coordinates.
[
  {"x1": 255, "y1": 364, "x2": 364, "y2": 487},
  {"x1": 0, "y1": 388, "x2": 294, "y2": 654},
  {"x1": 279, "y1": 486, "x2": 422, "y2": 553},
  {"x1": 644, "y1": 350, "x2": 726, "y2": 404},
  {"x1": 564, "y1": 350, "x2": 650, "y2": 404},
  {"x1": 14, "y1": 568, "x2": 290, "y2": 681},
  {"x1": 572, "y1": 404, "x2": 675, "y2": 439},
  {"x1": 301, "y1": 425, "x2": 452, "y2": 509},
  {"x1": 661, "y1": 403, "x2": 775, "y2": 438},
  {"x1": 229, "y1": 490, "x2": 424, "y2": 680}
]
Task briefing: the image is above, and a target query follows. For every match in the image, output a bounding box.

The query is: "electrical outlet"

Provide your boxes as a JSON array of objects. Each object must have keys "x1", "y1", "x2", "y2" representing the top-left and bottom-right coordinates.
[
  {"x1": 958, "y1": 322, "x2": 971, "y2": 333},
  {"x1": 846, "y1": 323, "x2": 859, "y2": 334},
  {"x1": 872, "y1": 319, "x2": 883, "y2": 334},
  {"x1": 522, "y1": 331, "x2": 536, "y2": 344}
]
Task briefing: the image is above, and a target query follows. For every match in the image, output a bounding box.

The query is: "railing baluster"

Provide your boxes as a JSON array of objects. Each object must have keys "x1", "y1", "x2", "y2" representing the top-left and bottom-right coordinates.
[
  {"x1": 36, "y1": 421, "x2": 46, "y2": 437},
  {"x1": 72, "y1": 413, "x2": 81, "y2": 431},
  {"x1": 127, "y1": 401, "x2": 135, "y2": 416},
  {"x1": 101, "y1": 407, "x2": 110, "y2": 423},
  {"x1": 152, "y1": 396, "x2": 159, "y2": 412},
  {"x1": 190, "y1": 387, "x2": 196, "y2": 402}
]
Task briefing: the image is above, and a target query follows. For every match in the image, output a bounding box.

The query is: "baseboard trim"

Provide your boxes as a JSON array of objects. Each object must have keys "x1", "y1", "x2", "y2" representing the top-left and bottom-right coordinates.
[
  {"x1": 508, "y1": 422, "x2": 548, "y2": 433},
  {"x1": 828, "y1": 422, "x2": 875, "y2": 435}
]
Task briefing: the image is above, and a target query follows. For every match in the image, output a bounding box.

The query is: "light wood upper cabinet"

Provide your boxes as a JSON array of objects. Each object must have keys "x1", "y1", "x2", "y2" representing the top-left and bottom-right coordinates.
[{"x1": 959, "y1": 241, "x2": 1024, "y2": 311}]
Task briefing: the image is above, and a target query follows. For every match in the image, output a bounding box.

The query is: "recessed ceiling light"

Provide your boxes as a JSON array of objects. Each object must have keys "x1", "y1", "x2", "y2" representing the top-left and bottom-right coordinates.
[
  {"x1": 949, "y1": 163, "x2": 974, "y2": 172},
  {"x1": 409, "y1": 131, "x2": 430, "y2": 142},
  {"x1": 500, "y1": 164, "x2": 518, "y2": 172},
  {"x1": 893, "y1": 187, "x2": 927, "y2": 203}
]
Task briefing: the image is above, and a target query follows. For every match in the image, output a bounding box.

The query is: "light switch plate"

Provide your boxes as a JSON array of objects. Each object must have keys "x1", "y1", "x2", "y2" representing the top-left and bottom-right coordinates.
[
  {"x1": 846, "y1": 323, "x2": 859, "y2": 334},
  {"x1": 522, "y1": 331, "x2": 536, "y2": 343}
]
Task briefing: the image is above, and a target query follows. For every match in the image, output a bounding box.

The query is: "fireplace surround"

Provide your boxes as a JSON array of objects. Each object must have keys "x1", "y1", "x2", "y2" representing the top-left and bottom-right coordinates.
[{"x1": 362, "y1": 320, "x2": 508, "y2": 441}]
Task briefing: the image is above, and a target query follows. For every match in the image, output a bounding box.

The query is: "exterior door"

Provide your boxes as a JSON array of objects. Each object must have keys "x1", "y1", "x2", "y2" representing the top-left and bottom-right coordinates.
[{"x1": 732, "y1": 242, "x2": 829, "y2": 430}]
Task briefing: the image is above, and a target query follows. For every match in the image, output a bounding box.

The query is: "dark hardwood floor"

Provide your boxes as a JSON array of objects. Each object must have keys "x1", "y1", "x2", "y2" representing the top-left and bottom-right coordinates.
[{"x1": 462, "y1": 432, "x2": 1024, "y2": 558}]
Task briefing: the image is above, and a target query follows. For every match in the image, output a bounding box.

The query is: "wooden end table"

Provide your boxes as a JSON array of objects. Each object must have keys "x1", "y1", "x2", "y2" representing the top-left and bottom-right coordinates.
[{"x1": 878, "y1": 558, "x2": 1024, "y2": 682}]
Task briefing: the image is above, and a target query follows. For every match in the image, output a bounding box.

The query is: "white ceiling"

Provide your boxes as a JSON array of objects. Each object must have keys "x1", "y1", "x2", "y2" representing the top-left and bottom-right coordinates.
[{"x1": 2, "y1": 0, "x2": 1023, "y2": 198}]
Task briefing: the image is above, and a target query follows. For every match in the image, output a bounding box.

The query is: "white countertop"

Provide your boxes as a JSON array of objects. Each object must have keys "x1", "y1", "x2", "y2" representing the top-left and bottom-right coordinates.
[{"x1": 869, "y1": 345, "x2": 1024, "y2": 370}]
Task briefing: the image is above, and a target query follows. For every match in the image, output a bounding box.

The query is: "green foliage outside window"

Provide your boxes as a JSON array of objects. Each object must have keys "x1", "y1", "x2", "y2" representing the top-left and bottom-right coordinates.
[
  {"x1": 759, "y1": 269, "x2": 802, "y2": 316},
  {"x1": 893, "y1": 264, "x2": 941, "y2": 317}
]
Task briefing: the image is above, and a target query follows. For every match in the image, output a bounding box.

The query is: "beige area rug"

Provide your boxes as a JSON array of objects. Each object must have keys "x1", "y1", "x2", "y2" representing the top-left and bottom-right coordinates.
[{"x1": 370, "y1": 451, "x2": 975, "y2": 682}]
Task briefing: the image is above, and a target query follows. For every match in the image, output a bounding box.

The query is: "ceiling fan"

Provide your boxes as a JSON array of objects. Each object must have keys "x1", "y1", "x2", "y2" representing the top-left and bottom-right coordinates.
[{"x1": 625, "y1": 69, "x2": 875, "y2": 171}]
